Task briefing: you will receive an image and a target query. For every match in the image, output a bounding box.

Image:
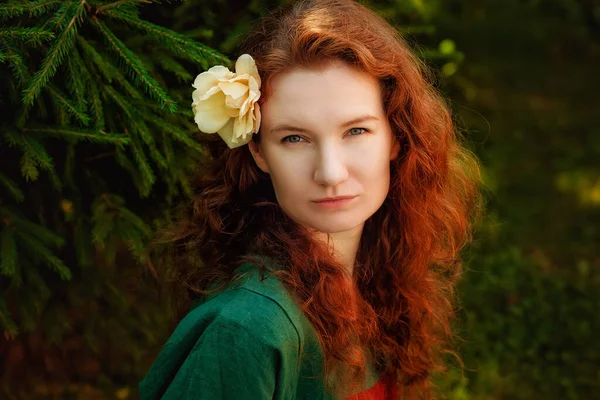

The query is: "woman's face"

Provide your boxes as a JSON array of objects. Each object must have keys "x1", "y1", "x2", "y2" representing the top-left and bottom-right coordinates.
[{"x1": 248, "y1": 61, "x2": 399, "y2": 235}]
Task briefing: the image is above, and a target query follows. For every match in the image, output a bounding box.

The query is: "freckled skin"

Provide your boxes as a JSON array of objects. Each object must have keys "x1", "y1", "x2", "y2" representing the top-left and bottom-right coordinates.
[{"x1": 248, "y1": 61, "x2": 399, "y2": 240}]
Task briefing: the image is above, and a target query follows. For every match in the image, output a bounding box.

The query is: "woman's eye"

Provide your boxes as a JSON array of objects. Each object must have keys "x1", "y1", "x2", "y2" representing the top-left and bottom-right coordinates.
[
  {"x1": 282, "y1": 135, "x2": 304, "y2": 143},
  {"x1": 348, "y1": 127, "x2": 367, "y2": 136}
]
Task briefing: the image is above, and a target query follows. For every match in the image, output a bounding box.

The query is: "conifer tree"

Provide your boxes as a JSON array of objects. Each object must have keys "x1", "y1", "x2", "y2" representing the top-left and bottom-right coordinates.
[{"x1": 0, "y1": 0, "x2": 231, "y2": 395}]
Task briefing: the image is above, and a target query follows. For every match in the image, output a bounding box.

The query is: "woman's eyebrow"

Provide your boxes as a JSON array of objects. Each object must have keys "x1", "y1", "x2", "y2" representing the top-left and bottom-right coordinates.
[{"x1": 270, "y1": 114, "x2": 379, "y2": 134}]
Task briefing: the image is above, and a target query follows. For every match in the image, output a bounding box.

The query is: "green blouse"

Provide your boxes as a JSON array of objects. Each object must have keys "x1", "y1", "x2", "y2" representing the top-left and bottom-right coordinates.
[{"x1": 139, "y1": 262, "x2": 381, "y2": 399}]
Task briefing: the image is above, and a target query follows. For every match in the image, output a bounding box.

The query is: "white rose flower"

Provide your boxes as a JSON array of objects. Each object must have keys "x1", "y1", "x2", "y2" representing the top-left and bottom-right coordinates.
[{"x1": 191, "y1": 54, "x2": 262, "y2": 149}]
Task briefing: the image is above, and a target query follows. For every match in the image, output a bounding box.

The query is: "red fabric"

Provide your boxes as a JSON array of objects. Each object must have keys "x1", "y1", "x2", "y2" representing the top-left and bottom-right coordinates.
[{"x1": 346, "y1": 372, "x2": 398, "y2": 400}]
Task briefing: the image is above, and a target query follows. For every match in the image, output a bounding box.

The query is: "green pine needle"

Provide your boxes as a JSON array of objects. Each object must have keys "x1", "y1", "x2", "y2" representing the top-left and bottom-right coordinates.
[
  {"x1": 0, "y1": 226, "x2": 18, "y2": 277},
  {"x1": 47, "y1": 84, "x2": 90, "y2": 125},
  {"x1": 116, "y1": 207, "x2": 151, "y2": 237},
  {"x1": 1, "y1": 39, "x2": 30, "y2": 87},
  {"x1": 23, "y1": 126, "x2": 129, "y2": 148},
  {"x1": 76, "y1": 37, "x2": 116, "y2": 83},
  {"x1": 6, "y1": 131, "x2": 54, "y2": 171},
  {"x1": 14, "y1": 231, "x2": 71, "y2": 280},
  {"x1": 22, "y1": 1, "x2": 86, "y2": 105},
  {"x1": 91, "y1": 203, "x2": 115, "y2": 246},
  {"x1": 0, "y1": 172, "x2": 25, "y2": 202},
  {"x1": 0, "y1": 0, "x2": 63, "y2": 19},
  {"x1": 102, "y1": 9, "x2": 229, "y2": 67},
  {"x1": 20, "y1": 153, "x2": 39, "y2": 181},
  {"x1": 0, "y1": 27, "x2": 55, "y2": 46},
  {"x1": 1, "y1": 208, "x2": 65, "y2": 248},
  {"x1": 104, "y1": 86, "x2": 153, "y2": 146},
  {"x1": 92, "y1": 19, "x2": 177, "y2": 112},
  {"x1": 155, "y1": 52, "x2": 193, "y2": 81},
  {"x1": 88, "y1": 83, "x2": 105, "y2": 130},
  {"x1": 96, "y1": 0, "x2": 142, "y2": 14},
  {"x1": 128, "y1": 134, "x2": 156, "y2": 197},
  {"x1": 64, "y1": 51, "x2": 90, "y2": 109},
  {"x1": 140, "y1": 111, "x2": 204, "y2": 153}
]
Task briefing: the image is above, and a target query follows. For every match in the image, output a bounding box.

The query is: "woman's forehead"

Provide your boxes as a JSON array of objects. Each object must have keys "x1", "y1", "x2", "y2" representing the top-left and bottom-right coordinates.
[{"x1": 261, "y1": 63, "x2": 385, "y2": 128}]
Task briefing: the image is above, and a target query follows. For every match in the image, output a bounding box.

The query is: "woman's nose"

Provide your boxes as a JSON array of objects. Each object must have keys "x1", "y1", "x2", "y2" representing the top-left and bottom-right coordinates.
[{"x1": 312, "y1": 145, "x2": 349, "y2": 187}]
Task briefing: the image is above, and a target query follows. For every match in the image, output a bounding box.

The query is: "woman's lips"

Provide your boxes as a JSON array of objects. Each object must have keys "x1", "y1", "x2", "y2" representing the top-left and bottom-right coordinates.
[{"x1": 312, "y1": 196, "x2": 357, "y2": 209}]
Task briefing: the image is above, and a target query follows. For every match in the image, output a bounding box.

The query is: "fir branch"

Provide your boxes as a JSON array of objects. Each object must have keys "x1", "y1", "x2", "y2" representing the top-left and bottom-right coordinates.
[
  {"x1": 49, "y1": 1, "x2": 77, "y2": 29},
  {"x1": 0, "y1": 0, "x2": 63, "y2": 19},
  {"x1": 91, "y1": 18, "x2": 177, "y2": 111},
  {"x1": 140, "y1": 111, "x2": 204, "y2": 153},
  {"x1": 147, "y1": 142, "x2": 168, "y2": 170},
  {"x1": 88, "y1": 82, "x2": 105, "y2": 130},
  {"x1": 96, "y1": 0, "x2": 148, "y2": 13},
  {"x1": 14, "y1": 230, "x2": 71, "y2": 280},
  {"x1": 5, "y1": 131, "x2": 54, "y2": 171},
  {"x1": 23, "y1": 267, "x2": 52, "y2": 305},
  {"x1": 0, "y1": 172, "x2": 25, "y2": 202},
  {"x1": 76, "y1": 36, "x2": 116, "y2": 83},
  {"x1": 1, "y1": 39, "x2": 30, "y2": 87},
  {"x1": 116, "y1": 219, "x2": 148, "y2": 263},
  {"x1": 22, "y1": 134, "x2": 54, "y2": 171},
  {"x1": 77, "y1": 37, "x2": 142, "y2": 99},
  {"x1": 0, "y1": 50, "x2": 6, "y2": 63},
  {"x1": 162, "y1": 130, "x2": 174, "y2": 165},
  {"x1": 0, "y1": 27, "x2": 55, "y2": 46},
  {"x1": 116, "y1": 206, "x2": 151, "y2": 236},
  {"x1": 20, "y1": 153, "x2": 39, "y2": 181},
  {"x1": 22, "y1": 1, "x2": 86, "y2": 105},
  {"x1": 0, "y1": 4, "x2": 25, "y2": 19},
  {"x1": 114, "y1": 147, "x2": 140, "y2": 187},
  {"x1": 128, "y1": 133, "x2": 155, "y2": 197},
  {"x1": 91, "y1": 203, "x2": 115, "y2": 246},
  {"x1": 0, "y1": 298, "x2": 19, "y2": 338},
  {"x1": 22, "y1": 126, "x2": 129, "y2": 147},
  {"x1": 0, "y1": 226, "x2": 18, "y2": 277},
  {"x1": 47, "y1": 84, "x2": 90, "y2": 125},
  {"x1": 48, "y1": 166, "x2": 63, "y2": 192},
  {"x1": 64, "y1": 50, "x2": 89, "y2": 109},
  {"x1": 155, "y1": 51, "x2": 193, "y2": 81},
  {"x1": 103, "y1": 86, "x2": 152, "y2": 145},
  {"x1": 101, "y1": 9, "x2": 229, "y2": 66},
  {"x1": 1, "y1": 207, "x2": 65, "y2": 248},
  {"x1": 28, "y1": 0, "x2": 64, "y2": 17}
]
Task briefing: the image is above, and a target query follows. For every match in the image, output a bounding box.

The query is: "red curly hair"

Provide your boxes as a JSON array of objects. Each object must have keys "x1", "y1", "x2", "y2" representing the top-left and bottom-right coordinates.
[{"x1": 158, "y1": 0, "x2": 483, "y2": 398}]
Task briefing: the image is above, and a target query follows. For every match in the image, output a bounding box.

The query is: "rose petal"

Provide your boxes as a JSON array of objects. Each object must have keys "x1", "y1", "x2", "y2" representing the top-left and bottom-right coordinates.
[
  {"x1": 218, "y1": 81, "x2": 249, "y2": 99},
  {"x1": 253, "y1": 103, "x2": 261, "y2": 133},
  {"x1": 206, "y1": 65, "x2": 233, "y2": 79},
  {"x1": 225, "y1": 95, "x2": 246, "y2": 110},
  {"x1": 217, "y1": 118, "x2": 241, "y2": 149},
  {"x1": 235, "y1": 54, "x2": 259, "y2": 82},
  {"x1": 234, "y1": 113, "x2": 253, "y2": 139},
  {"x1": 225, "y1": 106, "x2": 239, "y2": 118},
  {"x1": 192, "y1": 69, "x2": 223, "y2": 93},
  {"x1": 234, "y1": 55, "x2": 252, "y2": 73},
  {"x1": 192, "y1": 85, "x2": 222, "y2": 104},
  {"x1": 193, "y1": 91, "x2": 230, "y2": 133}
]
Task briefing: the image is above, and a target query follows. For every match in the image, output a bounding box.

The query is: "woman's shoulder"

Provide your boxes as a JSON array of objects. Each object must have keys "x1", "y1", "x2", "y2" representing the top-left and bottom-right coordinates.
[
  {"x1": 169, "y1": 261, "x2": 308, "y2": 350},
  {"x1": 140, "y1": 262, "x2": 308, "y2": 399}
]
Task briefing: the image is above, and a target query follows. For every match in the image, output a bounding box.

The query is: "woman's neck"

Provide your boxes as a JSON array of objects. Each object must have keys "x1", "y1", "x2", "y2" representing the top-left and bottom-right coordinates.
[{"x1": 313, "y1": 223, "x2": 364, "y2": 277}]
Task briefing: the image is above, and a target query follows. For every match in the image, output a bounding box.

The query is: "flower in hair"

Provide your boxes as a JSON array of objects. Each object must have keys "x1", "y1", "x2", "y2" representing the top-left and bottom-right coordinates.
[{"x1": 191, "y1": 54, "x2": 262, "y2": 149}]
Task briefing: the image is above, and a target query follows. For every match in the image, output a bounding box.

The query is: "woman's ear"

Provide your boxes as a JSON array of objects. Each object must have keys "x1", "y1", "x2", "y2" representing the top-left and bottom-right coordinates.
[{"x1": 247, "y1": 139, "x2": 270, "y2": 174}]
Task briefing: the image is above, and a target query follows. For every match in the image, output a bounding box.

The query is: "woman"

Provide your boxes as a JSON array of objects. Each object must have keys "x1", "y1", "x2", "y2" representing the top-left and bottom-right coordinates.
[{"x1": 139, "y1": 0, "x2": 482, "y2": 399}]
